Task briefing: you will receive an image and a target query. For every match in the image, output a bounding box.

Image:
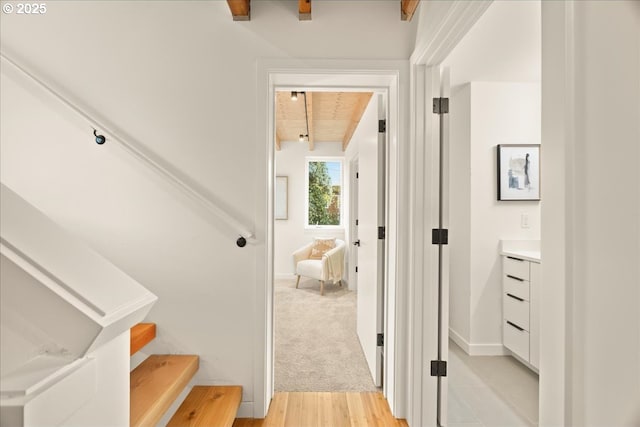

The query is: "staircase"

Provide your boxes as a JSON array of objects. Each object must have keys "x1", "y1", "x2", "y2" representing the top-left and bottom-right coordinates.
[{"x1": 129, "y1": 323, "x2": 243, "y2": 427}]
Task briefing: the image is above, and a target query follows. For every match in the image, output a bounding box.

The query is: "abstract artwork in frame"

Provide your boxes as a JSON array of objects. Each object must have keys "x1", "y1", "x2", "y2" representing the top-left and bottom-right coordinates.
[{"x1": 497, "y1": 144, "x2": 540, "y2": 201}]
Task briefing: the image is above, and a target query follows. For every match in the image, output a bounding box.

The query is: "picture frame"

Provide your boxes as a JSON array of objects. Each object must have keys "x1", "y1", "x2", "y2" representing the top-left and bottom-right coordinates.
[
  {"x1": 497, "y1": 144, "x2": 540, "y2": 201},
  {"x1": 275, "y1": 176, "x2": 288, "y2": 220}
]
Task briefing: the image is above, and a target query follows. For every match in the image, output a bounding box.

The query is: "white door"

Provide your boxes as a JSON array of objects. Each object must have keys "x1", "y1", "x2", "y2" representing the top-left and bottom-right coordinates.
[
  {"x1": 437, "y1": 67, "x2": 450, "y2": 427},
  {"x1": 356, "y1": 94, "x2": 385, "y2": 387},
  {"x1": 411, "y1": 65, "x2": 450, "y2": 426}
]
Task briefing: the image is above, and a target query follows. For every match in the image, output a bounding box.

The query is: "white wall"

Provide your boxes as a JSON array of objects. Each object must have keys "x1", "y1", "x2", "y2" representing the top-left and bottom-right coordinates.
[
  {"x1": 274, "y1": 142, "x2": 345, "y2": 278},
  {"x1": 448, "y1": 82, "x2": 541, "y2": 351},
  {"x1": 0, "y1": 1, "x2": 417, "y2": 417},
  {"x1": 542, "y1": 2, "x2": 640, "y2": 426}
]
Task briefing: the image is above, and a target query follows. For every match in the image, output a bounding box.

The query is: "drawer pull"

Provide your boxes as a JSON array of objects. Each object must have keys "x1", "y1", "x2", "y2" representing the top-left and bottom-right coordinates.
[
  {"x1": 507, "y1": 256, "x2": 524, "y2": 261},
  {"x1": 506, "y1": 293, "x2": 524, "y2": 302},
  {"x1": 507, "y1": 321, "x2": 525, "y2": 332},
  {"x1": 506, "y1": 274, "x2": 524, "y2": 282}
]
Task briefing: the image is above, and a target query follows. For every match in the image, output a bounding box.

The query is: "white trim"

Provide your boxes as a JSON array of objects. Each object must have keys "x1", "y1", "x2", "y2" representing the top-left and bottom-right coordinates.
[
  {"x1": 236, "y1": 402, "x2": 254, "y2": 418},
  {"x1": 448, "y1": 329, "x2": 509, "y2": 356},
  {"x1": 540, "y1": 2, "x2": 574, "y2": 425},
  {"x1": 256, "y1": 59, "x2": 408, "y2": 419},
  {"x1": 274, "y1": 274, "x2": 297, "y2": 281},
  {"x1": 411, "y1": 1, "x2": 492, "y2": 66}
]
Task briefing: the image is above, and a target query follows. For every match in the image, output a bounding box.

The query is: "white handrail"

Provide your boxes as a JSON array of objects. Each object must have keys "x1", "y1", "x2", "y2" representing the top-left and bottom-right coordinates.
[{"x1": 1, "y1": 52, "x2": 255, "y2": 246}]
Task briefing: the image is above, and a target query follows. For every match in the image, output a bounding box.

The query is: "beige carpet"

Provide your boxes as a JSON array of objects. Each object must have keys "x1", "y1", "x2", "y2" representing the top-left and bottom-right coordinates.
[{"x1": 274, "y1": 277, "x2": 378, "y2": 392}]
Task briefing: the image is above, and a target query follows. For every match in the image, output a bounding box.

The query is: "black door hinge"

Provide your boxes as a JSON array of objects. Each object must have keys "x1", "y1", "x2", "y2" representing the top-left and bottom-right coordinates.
[
  {"x1": 432, "y1": 228, "x2": 448, "y2": 245},
  {"x1": 378, "y1": 226, "x2": 386, "y2": 240},
  {"x1": 377, "y1": 333, "x2": 384, "y2": 347},
  {"x1": 378, "y1": 119, "x2": 386, "y2": 133},
  {"x1": 355, "y1": 266, "x2": 358, "y2": 273},
  {"x1": 430, "y1": 360, "x2": 447, "y2": 377},
  {"x1": 433, "y1": 97, "x2": 449, "y2": 115},
  {"x1": 356, "y1": 219, "x2": 359, "y2": 226},
  {"x1": 356, "y1": 172, "x2": 359, "y2": 179}
]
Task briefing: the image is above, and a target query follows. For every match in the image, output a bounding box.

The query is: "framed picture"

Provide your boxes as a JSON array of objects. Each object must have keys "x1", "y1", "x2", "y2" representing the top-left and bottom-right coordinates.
[
  {"x1": 497, "y1": 144, "x2": 540, "y2": 201},
  {"x1": 275, "y1": 176, "x2": 288, "y2": 220}
]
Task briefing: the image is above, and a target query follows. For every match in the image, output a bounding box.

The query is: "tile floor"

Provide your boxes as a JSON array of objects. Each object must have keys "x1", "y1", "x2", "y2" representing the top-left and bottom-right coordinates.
[{"x1": 447, "y1": 340, "x2": 539, "y2": 427}]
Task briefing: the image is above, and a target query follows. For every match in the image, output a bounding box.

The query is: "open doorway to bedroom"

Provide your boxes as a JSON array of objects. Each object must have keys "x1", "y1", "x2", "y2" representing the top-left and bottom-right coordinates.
[{"x1": 272, "y1": 89, "x2": 386, "y2": 393}]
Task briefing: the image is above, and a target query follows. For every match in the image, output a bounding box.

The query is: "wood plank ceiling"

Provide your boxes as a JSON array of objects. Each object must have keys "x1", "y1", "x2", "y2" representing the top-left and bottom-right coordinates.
[
  {"x1": 275, "y1": 91, "x2": 373, "y2": 152},
  {"x1": 226, "y1": 0, "x2": 420, "y2": 21},
  {"x1": 226, "y1": 0, "x2": 418, "y2": 150}
]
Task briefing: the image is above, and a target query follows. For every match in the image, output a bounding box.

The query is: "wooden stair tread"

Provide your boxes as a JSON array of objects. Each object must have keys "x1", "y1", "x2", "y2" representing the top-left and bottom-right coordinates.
[
  {"x1": 167, "y1": 385, "x2": 242, "y2": 427},
  {"x1": 130, "y1": 322, "x2": 156, "y2": 356},
  {"x1": 130, "y1": 354, "x2": 199, "y2": 427}
]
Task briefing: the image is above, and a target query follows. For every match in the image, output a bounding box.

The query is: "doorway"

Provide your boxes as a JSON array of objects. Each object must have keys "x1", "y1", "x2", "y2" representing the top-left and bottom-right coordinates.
[
  {"x1": 441, "y1": 1, "x2": 542, "y2": 426},
  {"x1": 254, "y1": 61, "x2": 408, "y2": 418},
  {"x1": 272, "y1": 89, "x2": 386, "y2": 393}
]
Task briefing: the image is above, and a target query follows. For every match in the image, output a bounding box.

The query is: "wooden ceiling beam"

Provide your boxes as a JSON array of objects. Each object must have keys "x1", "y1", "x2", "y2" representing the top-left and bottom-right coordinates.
[
  {"x1": 227, "y1": 0, "x2": 250, "y2": 21},
  {"x1": 342, "y1": 93, "x2": 373, "y2": 151},
  {"x1": 305, "y1": 92, "x2": 315, "y2": 151},
  {"x1": 400, "y1": 0, "x2": 419, "y2": 22},
  {"x1": 299, "y1": 0, "x2": 311, "y2": 21}
]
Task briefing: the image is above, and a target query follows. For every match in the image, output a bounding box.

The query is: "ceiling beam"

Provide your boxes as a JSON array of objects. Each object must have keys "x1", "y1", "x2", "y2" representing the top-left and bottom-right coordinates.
[
  {"x1": 299, "y1": 0, "x2": 311, "y2": 21},
  {"x1": 400, "y1": 0, "x2": 419, "y2": 22},
  {"x1": 227, "y1": 0, "x2": 250, "y2": 21},
  {"x1": 305, "y1": 92, "x2": 315, "y2": 151},
  {"x1": 342, "y1": 93, "x2": 373, "y2": 151}
]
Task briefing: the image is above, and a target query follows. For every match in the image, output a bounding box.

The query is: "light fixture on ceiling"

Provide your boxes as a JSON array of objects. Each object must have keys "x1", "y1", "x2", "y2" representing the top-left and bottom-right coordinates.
[
  {"x1": 300, "y1": 91, "x2": 310, "y2": 142},
  {"x1": 291, "y1": 91, "x2": 298, "y2": 101}
]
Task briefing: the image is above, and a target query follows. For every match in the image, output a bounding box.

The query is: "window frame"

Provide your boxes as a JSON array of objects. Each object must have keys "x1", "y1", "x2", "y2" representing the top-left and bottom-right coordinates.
[{"x1": 304, "y1": 156, "x2": 344, "y2": 229}]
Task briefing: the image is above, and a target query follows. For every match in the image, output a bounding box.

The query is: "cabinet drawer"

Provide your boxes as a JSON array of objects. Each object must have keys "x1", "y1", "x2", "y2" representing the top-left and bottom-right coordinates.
[
  {"x1": 504, "y1": 320, "x2": 530, "y2": 361},
  {"x1": 504, "y1": 294, "x2": 530, "y2": 331},
  {"x1": 504, "y1": 275, "x2": 530, "y2": 301},
  {"x1": 504, "y1": 256, "x2": 529, "y2": 281}
]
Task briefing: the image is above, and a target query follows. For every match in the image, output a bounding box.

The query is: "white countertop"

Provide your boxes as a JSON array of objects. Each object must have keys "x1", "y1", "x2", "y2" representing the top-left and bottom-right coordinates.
[
  {"x1": 500, "y1": 249, "x2": 541, "y2": 263},
  {"x1": 499, "y1": 239, "x2": 541, "y2": 263}
]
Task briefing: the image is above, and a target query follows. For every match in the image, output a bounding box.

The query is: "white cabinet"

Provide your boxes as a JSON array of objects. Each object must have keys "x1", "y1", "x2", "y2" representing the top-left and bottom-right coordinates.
[
  {"x1": 529, "y1": 262, "x2": 540, "y2": 369},
  {"x1": 502, "y1": 255, "x2": 540, "y2": 370}
]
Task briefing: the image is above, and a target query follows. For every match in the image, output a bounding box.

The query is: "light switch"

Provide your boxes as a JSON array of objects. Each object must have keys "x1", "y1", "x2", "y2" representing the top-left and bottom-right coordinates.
[{"x1": 521, "y1": 213, "x2": 530, "y2": 229}]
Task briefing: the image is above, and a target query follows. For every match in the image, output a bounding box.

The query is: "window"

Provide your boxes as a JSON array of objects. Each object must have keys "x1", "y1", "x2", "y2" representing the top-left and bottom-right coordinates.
[{"x1": 306, "y1": 158, "x2": 343, "y2": 227}]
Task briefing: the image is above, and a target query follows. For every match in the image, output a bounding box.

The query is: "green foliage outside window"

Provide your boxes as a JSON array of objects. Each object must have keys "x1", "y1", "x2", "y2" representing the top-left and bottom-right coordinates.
[{"x1": 308, "y1": 161, "x2": 341, "y2": 225}]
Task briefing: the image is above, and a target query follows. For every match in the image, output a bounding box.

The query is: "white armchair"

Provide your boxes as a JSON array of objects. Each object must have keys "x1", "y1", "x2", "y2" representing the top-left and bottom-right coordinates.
[{"x1": 292, "y1": 239, "x2": 345, "y2": 296}]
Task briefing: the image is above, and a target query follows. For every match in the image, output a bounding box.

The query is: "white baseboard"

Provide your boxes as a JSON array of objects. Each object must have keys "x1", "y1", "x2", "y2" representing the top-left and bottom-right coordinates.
[
  {"x1": 237, "y1": 401, "x2": 254, "y2": 418},
  {"x1": 449, "y1": 328, "x2": 509, "y2": 356}
]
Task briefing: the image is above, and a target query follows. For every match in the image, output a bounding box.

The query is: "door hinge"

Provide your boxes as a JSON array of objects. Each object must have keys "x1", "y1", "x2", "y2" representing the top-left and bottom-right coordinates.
[
  {"x1": 433, "y1": 97, "x2": 449, "y2": 115},
  {"x1": 432, "y1": 228, "x2": 448, "y2": 245},
  {"x1": 430, "y1": 360, "x2": 447, "y2": 377},
  {"x1": 355, "y1": 266, "x2": 358, "y2": 273},
  {"x1": 378, "y1": 226, "x2": 386, "y2": 240},
  {"x1": 356, "y1": 219, "x2": 359, "y2": 226},
  {"x1": 378, "y1": 119, "x2": 386, "y2": 133},
  {"x1": 356, "y1": 172, "x2": 359, "y2": 179},
  {"x1": 377, "y1": 333, "x2": 384, "y2": 347}
]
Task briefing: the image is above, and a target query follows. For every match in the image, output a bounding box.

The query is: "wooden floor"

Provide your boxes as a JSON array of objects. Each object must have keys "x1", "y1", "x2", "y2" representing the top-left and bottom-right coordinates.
[{"x1": 233, "y1": 392, "x2": 408, "y2": 427}]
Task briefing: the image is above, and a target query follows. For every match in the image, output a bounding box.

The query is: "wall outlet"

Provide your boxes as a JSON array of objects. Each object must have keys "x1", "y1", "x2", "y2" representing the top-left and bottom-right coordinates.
[{"x1": 521, "y1": 213, "x2": 530, "y2": 229}]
